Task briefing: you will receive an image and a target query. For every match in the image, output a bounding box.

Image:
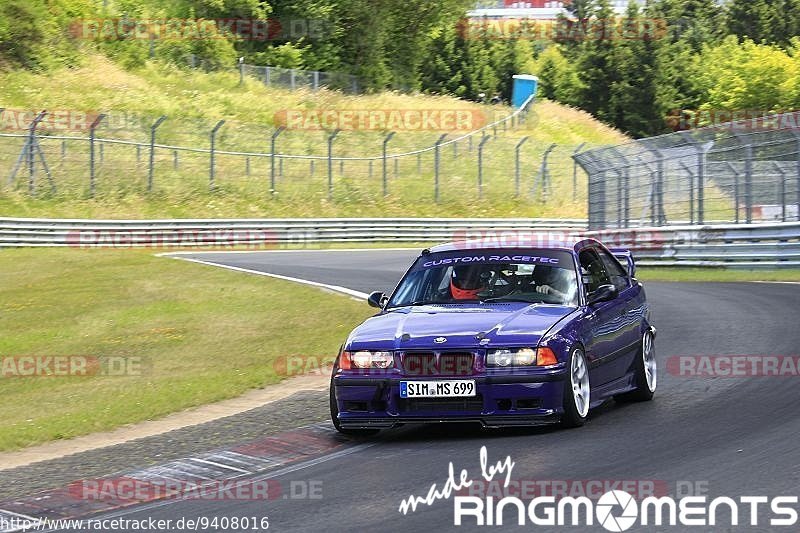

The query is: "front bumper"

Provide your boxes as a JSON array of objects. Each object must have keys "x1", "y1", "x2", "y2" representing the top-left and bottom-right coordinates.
[{"x1": 333, "y1": 370, "x2": 567, "y2": 429}]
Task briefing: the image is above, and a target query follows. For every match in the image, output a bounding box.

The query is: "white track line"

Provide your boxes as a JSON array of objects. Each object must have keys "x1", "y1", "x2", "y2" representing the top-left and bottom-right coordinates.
[
  {"x1": 168, "y1": 256, "x2": 369, "y2": 300},
  {"x1": 160, "y1": 247, "x2": 419, "y2": 255},
  {"x1": 41, "y1": 442, "x2": 377, "y2": 531},
  {"x1": 0, "y1": 510, "x2": 42, "y2": 533}
]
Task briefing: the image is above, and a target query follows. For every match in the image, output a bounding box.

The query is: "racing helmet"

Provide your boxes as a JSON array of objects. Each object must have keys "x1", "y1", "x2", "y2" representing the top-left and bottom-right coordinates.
[{"x1": 450, "y1": 265, "x2": 487, "y2": 300}]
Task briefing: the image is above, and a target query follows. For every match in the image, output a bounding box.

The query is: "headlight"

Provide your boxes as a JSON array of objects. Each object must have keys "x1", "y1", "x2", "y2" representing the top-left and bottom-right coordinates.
[
  {"x1": 486, "y1": 347, "x2": 557, "y2": 367},
  {"x1": 341, "y1": 350, "x2": 394, "y2": 369}
]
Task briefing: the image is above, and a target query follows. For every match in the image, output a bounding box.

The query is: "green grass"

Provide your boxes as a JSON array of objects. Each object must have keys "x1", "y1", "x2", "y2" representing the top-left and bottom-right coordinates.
[
  {"x1": 0, "y1": 248, "x2": 371, "y2": 451},
  {"x1": 0, "y1": 55, "x2": 627, "y2": 219},
  {"x1": 636, "y1": 268, "x2": 800, "y2": 282},
  {"x1": 0, "y1": 247, "x2": 795, "y2": 451}
]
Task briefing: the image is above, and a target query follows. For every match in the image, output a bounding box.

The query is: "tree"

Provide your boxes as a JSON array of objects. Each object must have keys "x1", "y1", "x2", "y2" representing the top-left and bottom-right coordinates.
[
  {"x1": 534, "y1": 45, "x2": 582, "y2": 105},
  {"x1": 575, "y1": 0, "x2": 618, "y2": 123},
  {"x1": 608, "y1": 1, "x2": 663, "y2": 136}
]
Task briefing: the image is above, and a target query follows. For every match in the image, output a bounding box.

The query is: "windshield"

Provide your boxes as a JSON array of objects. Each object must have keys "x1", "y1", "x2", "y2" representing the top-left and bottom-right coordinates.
[{"x1": 388, "y1": 249, "x2": 579, "y2": 308}]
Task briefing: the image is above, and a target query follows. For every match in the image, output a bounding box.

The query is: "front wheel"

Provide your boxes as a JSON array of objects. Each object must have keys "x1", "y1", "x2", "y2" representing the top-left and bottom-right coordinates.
[
  {"x1": 561, "y1": 348, "x2": 590, "y2": 428},
  {"x1": 616, "y1": 329, "x2": 657, "y2": 402},
  {"x1": 329, "y1": 378, "x2": 380, "y2": 436}
]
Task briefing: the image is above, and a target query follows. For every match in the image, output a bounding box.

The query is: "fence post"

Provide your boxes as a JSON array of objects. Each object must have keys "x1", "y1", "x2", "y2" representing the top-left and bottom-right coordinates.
[
  {"x1": 697, "y1": 145, "x2": 706, "y2": 224},
  {"x1": 381, "y1": 132, "x2": 396, "y2": 196},
  {"x1": 478, "y1": 135, "x2": 492, "y2": 199},
  {"x1": 615, "y1": 169, "x2": 623, "y2": 228},
  {"x1": 731, "y1": 133, "x2": 753, "y2": 223},
  {"x1": 327, "y1": 129, "x2": 340, "y2": 200},
  {"x1": 624, "y1": 168, "x2": 630, "y2": 228},
  {"x1": 680, "y1": 162, "x2": 696, "y2": 224},
  {"x1": 771, "y1": 162, "x2": 788, "y2": 222},
  {"x1": 270, "y1": 126, "x2": 285, "y2": 194},
  {"x1": 173, "y1": 150, "x2": 178, "y2": 169},
  {"x1": 313, "y1": 71, "x2": 319, "y2": 91},
  {"x1": 538, "y1": 143, "x2": 556, "y2": 199},
  {"x1": 514, "y1": 137, "x2": 529, "y2": 198},
  {"x1": 572, "y1": 143, "x2": 587, "y2": 202},
  {"x1": 647, "y1": 147, "x2": 666, "y2": 225},
  {"x1": 793, "y1": 131, "x2": 800, "y2": 221},
  {"x1": 27, "y1": 111, "x2": 47, "y2": 195},
  {"x1": 148, "y1": 115, "x2": 167, "y2": 193},
  {"x1": 89, "y1": 114, "x2": 106, "y2": 197},
  {"x1": 725, "y1": 162, "x2": 742, "y2": 223},
  {"x1": 434, "y1": 134, "x2": 447, "y2": 203},
  {"x1": 238, "y1": 57, "x2": 244, "y2": 86},
  {"x1": 209, "y1": 119, "x2": 225, "y2": 191}
]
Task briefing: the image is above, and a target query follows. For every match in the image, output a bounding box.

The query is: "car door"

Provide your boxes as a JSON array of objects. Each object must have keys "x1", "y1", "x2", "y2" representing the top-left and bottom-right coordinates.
[
  {"x1": 595, "y1": 246, "x2": 642, "y2": 380},
  {"x1": 578, "y1": 248, "x2": 629, "y2": 386}
]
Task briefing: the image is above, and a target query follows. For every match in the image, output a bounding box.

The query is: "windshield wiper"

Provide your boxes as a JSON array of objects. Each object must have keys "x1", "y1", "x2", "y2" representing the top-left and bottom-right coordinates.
[
  {"x1": 481, "y1": 296, "x2": 541, "y2": 304},
  {"x1": 396, "y1": 299, "x2": 445, "y2": 307}
]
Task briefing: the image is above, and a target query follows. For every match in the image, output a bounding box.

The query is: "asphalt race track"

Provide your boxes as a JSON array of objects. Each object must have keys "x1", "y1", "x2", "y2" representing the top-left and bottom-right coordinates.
[{"x1": 41, "y1": 250, "x2": 800, "y2": 531}]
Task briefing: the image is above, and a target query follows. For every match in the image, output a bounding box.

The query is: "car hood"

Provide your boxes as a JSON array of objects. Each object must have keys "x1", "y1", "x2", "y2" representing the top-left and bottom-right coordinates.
[{"x1": 346, "y1": 303, "x2": 577, "y2": 351}]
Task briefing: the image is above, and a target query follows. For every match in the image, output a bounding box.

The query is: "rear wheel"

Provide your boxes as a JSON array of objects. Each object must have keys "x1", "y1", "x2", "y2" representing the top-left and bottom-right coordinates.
[
  {"x1": 615, "y1": 329, "x2": 657, "y2": 402},
  {"x1": 561, "y1": 348, "x2": 590, "y2": 428},
  {"x1": 329, "y1": 378, "x2": 380, "y2": 436}
]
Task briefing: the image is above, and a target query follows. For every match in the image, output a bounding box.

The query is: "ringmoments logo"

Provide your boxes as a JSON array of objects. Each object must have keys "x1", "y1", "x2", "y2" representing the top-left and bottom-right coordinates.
[{"x1": 397, "y1": 447, "x2": 799, "y2": 530}]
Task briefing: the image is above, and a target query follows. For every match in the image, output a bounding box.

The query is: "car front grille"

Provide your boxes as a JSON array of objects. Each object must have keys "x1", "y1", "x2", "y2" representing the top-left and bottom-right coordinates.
[
  {"x1": 401, "y1": 352, "x2": 475, "y2": 376},
  {"x1": 398, "y1": 395, "x2": 484, "y2": 413}
]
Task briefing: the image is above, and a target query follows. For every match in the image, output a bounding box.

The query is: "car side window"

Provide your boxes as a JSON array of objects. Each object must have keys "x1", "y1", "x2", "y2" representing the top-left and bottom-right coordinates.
[
  {"x1": 578, "y1": 249, "x2": 611, "y2": 294},
  {"x1": 596, "y1": 248, "x2": 630, "y2": 292}
]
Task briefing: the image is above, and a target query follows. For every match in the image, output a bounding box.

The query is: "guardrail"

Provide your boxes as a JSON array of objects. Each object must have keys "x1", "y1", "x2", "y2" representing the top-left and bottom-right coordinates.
[
  {"x1": 585, "y1": 221, "x2": 800, "y2": 268},
  {"x1": 2, "y1": 217, "x2": 798, "y2": 268},
  {"x1": 0, "y1": 217, "x2": 587, "y2": 248}
]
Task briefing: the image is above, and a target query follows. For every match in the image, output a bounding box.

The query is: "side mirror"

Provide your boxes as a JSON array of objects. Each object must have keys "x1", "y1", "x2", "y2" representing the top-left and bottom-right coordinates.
[
  {"x1": 588, "y1": 284, "x2": 617, "y2": 305},
  {"x1": 367, "y1": 291, "x2": 387, "y2": 309}
]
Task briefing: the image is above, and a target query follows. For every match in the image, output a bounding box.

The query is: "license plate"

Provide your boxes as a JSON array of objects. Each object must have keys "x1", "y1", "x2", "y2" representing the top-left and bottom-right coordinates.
[{"x1": 399, "y1": 380, "x2": 476, "y2": 398}]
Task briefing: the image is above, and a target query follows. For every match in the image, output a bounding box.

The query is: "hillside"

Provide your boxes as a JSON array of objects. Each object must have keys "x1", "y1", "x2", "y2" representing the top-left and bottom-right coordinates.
[{"x1": 0, "y1": 55, "x2": 628, "y2": 219}]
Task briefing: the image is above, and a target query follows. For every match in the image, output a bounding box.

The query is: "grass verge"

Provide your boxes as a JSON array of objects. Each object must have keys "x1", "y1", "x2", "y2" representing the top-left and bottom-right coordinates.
[
  {"x1": 0, "y1": 249, "x2": 371, "y2": 451},
  {"x1": 635, "y1": 268, "x2": 800, "y2": 282}
]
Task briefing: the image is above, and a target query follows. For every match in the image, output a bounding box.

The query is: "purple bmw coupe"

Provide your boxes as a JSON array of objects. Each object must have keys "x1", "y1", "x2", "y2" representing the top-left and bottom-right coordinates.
[{"x1": 330, "y1": 238, "x2": 657, "y2": 434}]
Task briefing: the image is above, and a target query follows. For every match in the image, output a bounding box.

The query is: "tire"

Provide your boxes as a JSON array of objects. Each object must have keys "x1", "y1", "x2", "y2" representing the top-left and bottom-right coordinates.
[
  {"x1": 615, "y1": 329, "x2": 657, "y2": 403},
  {"x1": 329, "y1": 377, "x2": 380, "y2": 436},
  {"x1": 561, "y1": 347, "x2": 591, "y2": 428}
]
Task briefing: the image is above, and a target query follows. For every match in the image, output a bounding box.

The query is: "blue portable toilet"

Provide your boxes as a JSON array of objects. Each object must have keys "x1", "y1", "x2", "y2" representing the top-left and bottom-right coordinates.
[{"x1": 511, "y1": 74, "x2": 539, "y2": 108}]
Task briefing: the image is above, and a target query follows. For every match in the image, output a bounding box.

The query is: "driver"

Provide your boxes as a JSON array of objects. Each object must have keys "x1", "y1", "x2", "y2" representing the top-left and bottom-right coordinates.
[
  {"x1": 450, "y1": 264, "x2": 489, "y2": 300},
  {"x1": 532, "y1": 265, "x2": 571, "y2": 301}
]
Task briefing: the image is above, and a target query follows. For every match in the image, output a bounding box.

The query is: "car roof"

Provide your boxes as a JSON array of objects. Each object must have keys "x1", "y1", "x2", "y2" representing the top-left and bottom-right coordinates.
[{"x1": 427, "y1": 236, "x2": 601, "y2": 254}]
